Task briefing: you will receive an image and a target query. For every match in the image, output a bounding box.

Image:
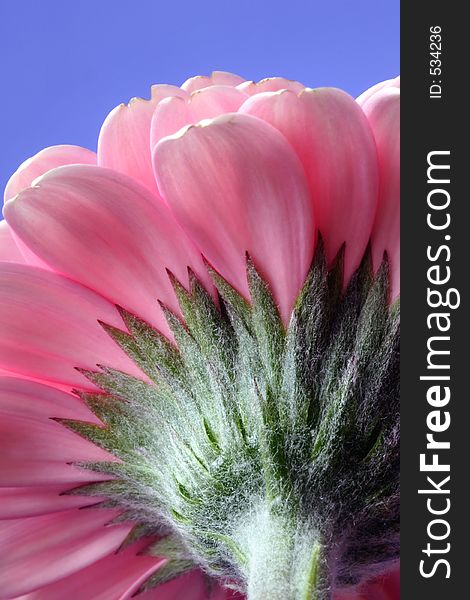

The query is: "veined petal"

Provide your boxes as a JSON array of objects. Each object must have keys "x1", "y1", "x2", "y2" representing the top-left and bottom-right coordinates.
[
  {"x1": 0, "y1": 367, "x2": 78, "y2": 393},
  {"x1": 4, "y1": 165, "x2": 213, "y2": 338},
  {"x1": 0, "y1": 376, "x2": 100, "y2": 422},
  {"x1": 0, "y1": 508, "x2": 131, "y2": 598},
  {"x1": 154, "y1": 113, "x2": 315, "y2": 324},
  {"x1": 0, "y1": 378, "x2": 112, "y2": 488},
  {"x1": 0, "y1": 411, "x2": 112, "y2": 487},
  {"x1": 15, "y1": 540, "x2": 161, "y2": 600},
  {"x1": 0, "y1": 486, "x2": 102, "y2": 519},
  {"x1": 181, "y1": 70, "x2": 245, "y2": 93},
  {"x1": 361, "y1": 88, "x2": 400, "y2": 300},
  {"x1": 151, "y1": 85, "x2": 248, "y2": 147},
  {"x1": 0, "y1": 463, "x2": 103, "y2": 492},
  {"x1": 4, "y1": 145, "x2": 96, "y2": 203},
  {"x1": 240, "y1": 87, "x2": 379, "y2": 280},
  {"x1": 0, "y1": 264, "x2": 143, "y2": 388},
  {"x1": 0, "y1": 220, "x2": 25, "y2": 263}
]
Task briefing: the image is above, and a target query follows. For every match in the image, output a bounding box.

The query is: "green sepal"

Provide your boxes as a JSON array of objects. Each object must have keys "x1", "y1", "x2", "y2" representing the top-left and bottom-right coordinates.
[
  {"x1": 64, "y1": 248, "x2": 400, "y2": 600},
  {"x1": 146, "y1": 534, "x2": 194, "y2": 560},
  {"x1": 204, "y1": 257, "x2": 252, "y2": 328},
  {"x1": 117, "y1": 306, "x2": 184, "y2": 380},
  {"x1": 246, "y1": 254, "x2": 285, "y2": 393}
]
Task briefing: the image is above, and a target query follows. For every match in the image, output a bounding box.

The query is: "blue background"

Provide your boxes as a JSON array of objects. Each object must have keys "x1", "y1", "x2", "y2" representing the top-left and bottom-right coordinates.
[{"x1": 0, "y1": 0, "x2": 399, "y2": 201}]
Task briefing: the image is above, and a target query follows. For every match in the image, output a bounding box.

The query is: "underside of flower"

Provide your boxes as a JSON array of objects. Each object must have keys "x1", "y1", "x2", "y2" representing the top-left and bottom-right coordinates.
[
  {"x1": 0, "y1": 70, "x2": 400, "y2": 599},
  {"x1": 60, "y1": 241, "x2": 399, "y2": 600}
]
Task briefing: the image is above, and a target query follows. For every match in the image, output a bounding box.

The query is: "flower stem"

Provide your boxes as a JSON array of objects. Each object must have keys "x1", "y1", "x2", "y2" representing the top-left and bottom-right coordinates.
[
  {"x1": 235, "y1": 504, "x2": 331, "y2": 600},
  {"x1": 302, "y1": 543, "x2": 321, "y2": 600}
]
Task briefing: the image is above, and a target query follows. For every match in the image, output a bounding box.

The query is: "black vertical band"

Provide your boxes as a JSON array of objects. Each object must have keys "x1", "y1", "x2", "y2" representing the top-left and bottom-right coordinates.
[{"x1": 401, "y1": 4, "x2": 467, "y2": 598}]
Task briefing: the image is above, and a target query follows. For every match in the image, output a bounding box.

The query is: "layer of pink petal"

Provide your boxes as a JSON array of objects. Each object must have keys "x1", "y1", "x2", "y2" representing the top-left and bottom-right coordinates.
[
  {"x1": 0, "y1": 220, "x2": 25, "y2": 263},
  {"x1": 0, "y1": 508, "x2": 132, "y2": 598},
  {"x1": 2, "y1": 73, "x2": 398, "y2": 309},
  {"x1": 16, "y1": 566, "x2": 242, "y2": 600},
  {"x1": 356, "y1": 76, "x2": 400, "y2": 106},
  {"x1": 154, "y1": 112, "x2": 315, "y2": 324},
  {"x1": 97, "y1": 87, "x2": 186, "y2": 193},
  {"x1": 240, "y1": 87, "x2": 379, "y2": 279},
  {"x1": 97, "y1": 71, "x2": 246, "y2": 191},
  {"x1": 181, "y1": 70, "x2": 245, "y2": 93},
  {"x1": 358, "y1": 82, "x2": 400, "y2": 300},
  {"x1": 150, "y1": 85, "x2": 248, "y2": 148},
  {"x1": 0, "y1": 377, "x2": 115, "y2": 487},
  {"x1": 0, "y1": 264, "x2": 144, "y2": 388},
  {"x1": 4, "y1": 165, "x2": 215, "y2": 339},
  {"x1": 4, "y1": 145, "x2": 96, "y2": 203}
]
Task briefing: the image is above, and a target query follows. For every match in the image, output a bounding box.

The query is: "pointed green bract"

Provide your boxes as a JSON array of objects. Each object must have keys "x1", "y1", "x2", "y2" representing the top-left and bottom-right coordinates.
[{"x1": 64, "y1": 246, "x2": 399, "y2": 599}]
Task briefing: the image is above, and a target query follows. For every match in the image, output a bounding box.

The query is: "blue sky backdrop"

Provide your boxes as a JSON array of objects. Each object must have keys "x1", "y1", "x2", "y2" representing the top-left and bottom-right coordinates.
[{"x1": 0, "y1": 0, "x2": 399, "y2": 201}]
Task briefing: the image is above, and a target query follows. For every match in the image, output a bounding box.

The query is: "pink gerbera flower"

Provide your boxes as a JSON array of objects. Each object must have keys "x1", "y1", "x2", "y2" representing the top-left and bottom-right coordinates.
[{"x1": 0, "y1": 72, "x2": 399, "y2": 600}]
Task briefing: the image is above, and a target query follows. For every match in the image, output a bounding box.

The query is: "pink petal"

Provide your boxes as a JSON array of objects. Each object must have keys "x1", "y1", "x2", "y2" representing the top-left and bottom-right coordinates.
[
  {"x1": 240, "y1": 88, "x2": 379, "y2": 280},
  {"x1": 0, "y1": 459, "x2": 105, "y2": 489},
  {"x1": 334, "y1": 567, "x2": 400, "y2": 600},
  {"x1": 356, "y1": 76, "x2": 400, "y2": 106},
  {"x1": 21, "y1": 560, "x2": 243, "y2": 600},
  {"x1": 181, "y1": 75, "x2": 213, "y2": 93},
  {"x1": 0, "y1": 486, "x2": 100, "y2": 519},
  {"x1": 97, "y1": 86, "x2": 186, "y2": 194},
  {"x1": 97, "y1": 99, "x2": 159, "y2": 193},
  {"x1": 16, "y1": 539, "x2": 161, "y2": 600},
  {"x1": 237, "y1": 77, "x2": 304, "y2": 95},
  {"x1": 0, "y1": 412, "x2": 112, "y2": 486},
  {"x1": 211, "y1": 71, "x2": 246, "y2": 87},
  {"x1": 360, "y1": 567, "x2": 400, "y2": 600},
  {"x1": 98, "y1": 84, "x2": 187, "y2": 192},
  {"x1": 0, "y1": 263, "x2": 143, "y2": 388},
  {"x1": 4, "y1": 165, "x2": 213, "y2": 339},
  {"x1": 0, "y1": 378, "x2": 110, "y2": 510},
  {"x1": 0, "y1": 375, "x2": 105, "y2": 435},
  {"x1": 4, "y1": 145, "x2": 96, "y2": 203},
  {"x1": 188, "y1": 86, "x2": 247, "y2": 118},
  {"x1": 0, "y1": 376, "x2": 100, "y2": 422},
  {"x1": 150, "y1": 96, "x2": 192, "y2": 148},
  {"x1": 0, "y1": 220, "x2": 25, "y2": 263},
  {"x1": 0, "y1": 367, "x2": 76, "y2": 393},
  {"x1": 181, "y1": 71, "x2": 245, "y2": 93},
  {"x1": 151, "y1": 85, "x2": 248, "y2": 146},
  {"x1": 150, "y1": 84, "x2": 187, "y2": 104},
  {"x1": 131, "y1": 574, "x2": 246, "y2": 600},
  {"x1": 154, "y1": 113, "x2": 315, "y2": 324},
  {"x1": 0, "y1": 508, "x2": 131, "y2": 597},
  {"x1": 356, "y1": 80, "x2": 392, "y2": 105},
  {"x1": 361, "y1": 88, "x2": 400, "y2": 300},
  {"x1": 0, "y1": 376, "x2": 112, "y2": 487},
  {"x1": 137, "y1": 570, "x2": 215, "y2": 600}
]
